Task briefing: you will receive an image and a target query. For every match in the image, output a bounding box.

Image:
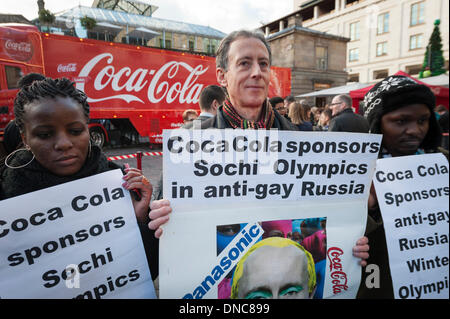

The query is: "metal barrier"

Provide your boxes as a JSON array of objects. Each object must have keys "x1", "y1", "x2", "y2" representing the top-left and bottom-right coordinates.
[{"x1": 107, "y1": 151, "x2": 163, "y2": 170}]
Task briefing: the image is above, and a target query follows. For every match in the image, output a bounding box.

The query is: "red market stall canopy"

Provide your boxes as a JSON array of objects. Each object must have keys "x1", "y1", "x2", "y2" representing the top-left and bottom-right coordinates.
[{"x1": 349, "y1": 71, "x2": 449, "y2": 114}]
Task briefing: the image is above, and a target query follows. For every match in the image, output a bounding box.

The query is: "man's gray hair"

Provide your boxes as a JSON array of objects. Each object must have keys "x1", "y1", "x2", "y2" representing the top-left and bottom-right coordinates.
[
  {"x1": 216, "y1": 29, "x2": 272, "y2": 71},
  {"x1": 335, "y1": 94, "x2": 352, "y2": 108}
]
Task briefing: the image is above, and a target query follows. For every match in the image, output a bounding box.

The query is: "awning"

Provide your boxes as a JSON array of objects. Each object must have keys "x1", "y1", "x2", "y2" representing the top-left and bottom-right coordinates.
[
  {"x1": 94, "y1": 21, "x2": 123, "y2": 31},
  {"x1": 349, "y1": 71, "x2": 449, "y2": 112},
  {"x1": 128, "y1": 26, "x2": 159, "y2": 39},
  {"x1": 296, "y1": 82, "x2": 370, "y2": 98},
  {"x1": 419, "y1": 74, "x2": 449, "y2": 87},
  {"x1": 92, "y1": 22, "x2": 123, "y2": 37}
]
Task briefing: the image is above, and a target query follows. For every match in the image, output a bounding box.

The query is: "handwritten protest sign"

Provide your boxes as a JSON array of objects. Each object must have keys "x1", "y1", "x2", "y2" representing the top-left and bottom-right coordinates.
[
  {"x1": 373, "y1": 153, "x2": 449, "y2": 299},
  {"x1": 0, "y1": 169, "x2": 156, "y2": 299},
  {"x1": 159, "y1": 129, "x2": 382, "y2": 299}
]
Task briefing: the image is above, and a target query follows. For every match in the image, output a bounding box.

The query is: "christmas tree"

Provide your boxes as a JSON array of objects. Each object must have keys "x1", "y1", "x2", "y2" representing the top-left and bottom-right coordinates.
[{"x1": 419, "y1": 19, "x2": 446, "y2": 78}]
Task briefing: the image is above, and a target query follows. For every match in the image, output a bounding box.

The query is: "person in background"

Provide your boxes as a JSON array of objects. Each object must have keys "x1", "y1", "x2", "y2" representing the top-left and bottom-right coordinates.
[
  {"x1": 182, "y1": 109, "x2": 198, "y2": 125},
  {"x1": 283, "y1": 95, "x2": 295, "y2": 121},
  {"x1": 0, "y1": 76, "x2": 159, "y2": 281},
  {"x1": 270, "y1": 96, "x2": 288, "y2": 119},
  {"x1": 314, "y1": 107, "x2": 332, "y2": 131},
  {"x1": 284, "y1": 95, "x2": 295, "y2": 110},
  {"x1": 435, "y1": 104, "x2": 448, "y2": 117},
  {"x1": 328, "y1": 94, "x2": 369, "y2": 133},
  {"x1": 184, "y1": 85, "x2": 226, "y2": 129},
  {"x1": 288, "y1": 100, "x2": 313, "y2": 131},
  {"x1": 435, "y1": 105, "x2": 449, "y2": 150},
  {"x1": 310, "y1": 106, "x2": 321, "y2": 126},
  {"x1": 302, "y1": 102, "x2": 313, "y2": 125},
  {"x1": 357, "y1": 75, "x2": 447, "y2": 299}
]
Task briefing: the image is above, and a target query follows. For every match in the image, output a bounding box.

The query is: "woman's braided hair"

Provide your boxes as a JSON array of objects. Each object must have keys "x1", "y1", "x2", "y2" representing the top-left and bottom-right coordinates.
[{"x1": 14, "y1": 77, "x2": 90, "y2": 132}]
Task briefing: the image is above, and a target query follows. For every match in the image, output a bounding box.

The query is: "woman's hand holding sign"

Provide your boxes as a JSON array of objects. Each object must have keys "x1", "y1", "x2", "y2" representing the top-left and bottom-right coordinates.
[
  {"x1": 122, "y1": 165, "x2": 153, "y2": 223},
  {"x1": 148, "y1": 199, "x2": 172, "y2": 238},
  {"x1": 353, "y1": 236, "x2": 370, "y2": 267}
]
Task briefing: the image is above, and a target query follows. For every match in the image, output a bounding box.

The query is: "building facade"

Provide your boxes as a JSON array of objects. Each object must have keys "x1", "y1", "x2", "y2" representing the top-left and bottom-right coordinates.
[
  {"x1": 260, "y1": 12, "x2": 349, "y2": 105},
  {"x1": 38, "y1": 1, "x2": 226, "y2": 56},
  {"x1": 291, "y1": 0, "x2": 449, "y2": 83}
]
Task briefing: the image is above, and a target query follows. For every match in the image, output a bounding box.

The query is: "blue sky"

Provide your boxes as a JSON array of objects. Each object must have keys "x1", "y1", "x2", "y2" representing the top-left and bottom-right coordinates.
[{"x1": 0, "y1": 0, "x2": 294, "y2": 34}]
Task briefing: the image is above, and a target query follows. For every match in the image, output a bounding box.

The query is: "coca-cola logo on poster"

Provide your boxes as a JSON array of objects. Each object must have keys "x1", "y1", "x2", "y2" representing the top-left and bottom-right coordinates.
[
  {"x1": 4, "y1": 39, "x2": 33, "y2": 62},
  {"x1": 57, "y1": 63, "x2": 77, "y2": 73},
  {"x1": 75, "y1": 53, "x2": 208, "y2": 105},
  {"x1": 326, "y1": 247, "x2": 349, "y2": 294}
]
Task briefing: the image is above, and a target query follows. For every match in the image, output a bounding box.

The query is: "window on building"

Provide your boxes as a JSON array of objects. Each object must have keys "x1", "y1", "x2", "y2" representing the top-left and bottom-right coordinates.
[
  {"x1": 409, "y1": 34, "x2": 423, "y2": 50},
  {"x1": 349, "y1": 48, "x2": 359, "y2": 62},
  {"x1": 315, "y1": 46, "x2": 328, "y2": 70},
  {"x1": 164, "y1": 32, "x2": 173, "y2": 49},
  {"x1": 128, "y1": 36, "x2": 145, "y2": 46},
  {"x1": 405, "y1": 64, "x2": 423, "y2": 75},
  {"x1": 377, "y1": 12, "x2": 389, "y2": 34},
  {"x1": 203, "y1": 38, "x2": 217, "y2": 54},
  {"x1": 188, "y1": 36, "x2": 195, "y2": 51},
  {"x1": 159, "y1": 32, "x2": 173, "y2": 48},
  {"x1": 155, "y1": 35, "x2": 162, "y2": 48},
  {"x1": 350, "y1": 21, "x2": 360, "y2": 41},
  {"x1": 373, "y1": 69, "x2": 389, "y2": 80},
  {"x1": 348, "y1": 73, "x2": 360, "y2": 82},
  {"x1": 376, "y1": 42, "x2": 388, "y2": 56},
  {"x1": 411, "y1": 2, "x2": 425, "y2": 26},
  {"x1": 5, "y1": 65, "x2": 23, "y2": 89}
]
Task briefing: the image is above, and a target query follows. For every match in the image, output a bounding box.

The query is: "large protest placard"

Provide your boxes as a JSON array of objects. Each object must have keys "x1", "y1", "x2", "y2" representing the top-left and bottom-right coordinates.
[
  {"x1": 372, "y1": 153, "x2": 449, "y2": 299},
  {"x1": 0, "y1": 169, "x2": 156, "y2": 299},
  {"x1": 160, "y1": 129, "x2": 382, "y2": 299}
]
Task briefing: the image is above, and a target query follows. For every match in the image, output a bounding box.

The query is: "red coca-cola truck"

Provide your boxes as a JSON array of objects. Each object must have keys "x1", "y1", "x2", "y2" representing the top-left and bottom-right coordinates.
[{"x1": 0, "y1": 23, "x2": 291, "y2": 147}]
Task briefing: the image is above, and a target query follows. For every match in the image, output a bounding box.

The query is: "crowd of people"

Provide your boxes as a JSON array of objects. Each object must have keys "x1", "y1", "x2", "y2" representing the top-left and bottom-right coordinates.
[
  {"x1": 267, "y1": 91, "x2": 448, "y2": 146},
  {"x1": 0, "y1": 27, "x2": 448, "y2": 300},
  {"x1": 266, "y1": 94, "x2": 365, "y2": 133}
]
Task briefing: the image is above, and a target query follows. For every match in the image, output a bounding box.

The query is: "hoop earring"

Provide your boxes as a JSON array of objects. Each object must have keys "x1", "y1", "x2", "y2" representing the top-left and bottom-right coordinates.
[
  {"x1": 88, "y1": 140, "x2": 92, "y2": 158},
  {"x1": 4, "y1": 148, "x2": 35, "y2": 169}
]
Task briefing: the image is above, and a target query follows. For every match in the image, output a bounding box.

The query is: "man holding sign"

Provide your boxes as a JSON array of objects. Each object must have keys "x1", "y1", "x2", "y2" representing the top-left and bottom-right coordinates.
[
  {"x1": 149, "y1": 29, "x2": 371, "y2": 296},
  {"x1": 358, "y1": 75, "x2": 449, "y2": 299}
]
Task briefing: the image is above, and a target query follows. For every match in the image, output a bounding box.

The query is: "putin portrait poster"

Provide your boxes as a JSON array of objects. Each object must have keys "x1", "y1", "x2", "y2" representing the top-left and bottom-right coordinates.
[{"x1": 159, "y1": 129, "x2": 382, "y2": 299}]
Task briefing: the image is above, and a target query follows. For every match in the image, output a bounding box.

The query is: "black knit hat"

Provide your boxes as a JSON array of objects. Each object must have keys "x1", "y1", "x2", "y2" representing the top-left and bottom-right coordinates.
[{"x1": 363, "y1": 75, "x2": 441, "y2": 150}]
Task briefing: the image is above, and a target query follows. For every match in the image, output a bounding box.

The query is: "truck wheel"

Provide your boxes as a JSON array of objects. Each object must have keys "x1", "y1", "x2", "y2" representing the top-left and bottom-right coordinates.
[{"x1": 90, "y1": 127, "x2": 105, "y2": 149}]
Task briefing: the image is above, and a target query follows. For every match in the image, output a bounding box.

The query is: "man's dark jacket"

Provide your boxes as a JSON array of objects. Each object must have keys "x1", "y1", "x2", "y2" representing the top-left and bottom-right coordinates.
[{"x1": 328, "y1": 108, "x2": 370, "y2": 133}]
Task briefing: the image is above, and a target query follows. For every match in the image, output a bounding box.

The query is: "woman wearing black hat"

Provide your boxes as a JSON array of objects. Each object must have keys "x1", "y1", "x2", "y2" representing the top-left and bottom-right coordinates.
[{"x1": 357, "y1": 75, "x2": 448, "y2": 299}]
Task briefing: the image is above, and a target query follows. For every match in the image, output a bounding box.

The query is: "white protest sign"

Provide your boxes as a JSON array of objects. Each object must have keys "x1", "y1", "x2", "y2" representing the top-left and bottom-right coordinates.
[
  {"x1": 0, "y1": 169, "x2": 156, "y2": 299},
  {"x1": 373, "y1": 153, "x2": 449, "y2": 299},
  {"x1": 160, "y1": 130, "x2": 382, "y2": 299},
  {"x1": 163, "y1": 129, "x2": 381, "y2": 210}
]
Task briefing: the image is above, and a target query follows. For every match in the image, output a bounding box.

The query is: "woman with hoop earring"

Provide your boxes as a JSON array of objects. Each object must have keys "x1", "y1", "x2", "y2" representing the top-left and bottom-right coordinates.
[{"x1": 0, "y1": 76, "x2": 159, "y2": 281}]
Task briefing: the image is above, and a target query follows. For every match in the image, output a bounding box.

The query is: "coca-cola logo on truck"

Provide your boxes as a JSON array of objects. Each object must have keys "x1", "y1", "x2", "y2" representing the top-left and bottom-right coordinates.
[
  {"x1": 57, "y1": 63, "x2": 77, "y2": 73},
  {"x1": 76, "y1": 53, "x2": 208, "y2": 105},
  {"x1": 4, "y1": 39, "x2": 33, "y2": 62}
]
